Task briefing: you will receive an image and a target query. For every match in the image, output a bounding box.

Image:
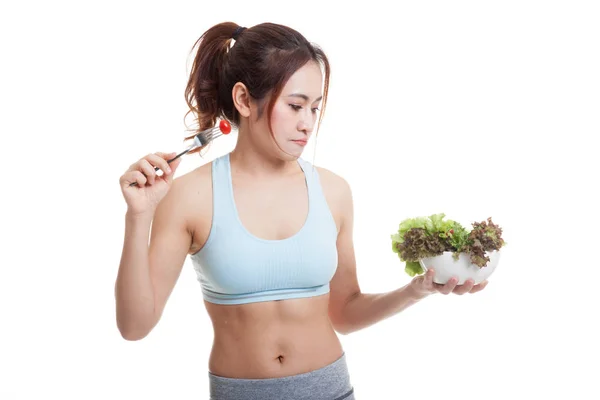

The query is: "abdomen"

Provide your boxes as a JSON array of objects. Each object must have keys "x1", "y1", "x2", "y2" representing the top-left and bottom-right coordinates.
[{"x1": 205, "y1": 293, "x2": 344, "y2": 379}]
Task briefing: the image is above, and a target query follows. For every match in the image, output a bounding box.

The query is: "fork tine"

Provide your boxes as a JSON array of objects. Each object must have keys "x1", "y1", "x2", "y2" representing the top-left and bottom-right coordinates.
[
  {"x1": 203, "y1": 131, "x2": 222, "y2": 142},
  {"x1": 193, "y1": 126, "x2": 216, "y2": 146},
  {"x1": 197, "y1": 126, "x2": 226, "y2": 145}
]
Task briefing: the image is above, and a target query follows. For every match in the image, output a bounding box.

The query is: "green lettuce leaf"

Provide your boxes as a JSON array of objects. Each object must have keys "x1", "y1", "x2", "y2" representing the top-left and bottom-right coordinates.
[{"x1": 405, "y1": 261, "x2": 424, "y2": 277}]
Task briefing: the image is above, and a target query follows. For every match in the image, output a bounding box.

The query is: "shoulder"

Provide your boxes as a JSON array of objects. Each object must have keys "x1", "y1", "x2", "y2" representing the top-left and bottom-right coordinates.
[
  {"x1": 155, "y1": 158, "x2": 214, "y2": 231},
  {"x1": 313, "y1": 165, "x2": 353, "y2": 204},
  {"x1": 305, "y1": 162, "x2": 354, "y2": 229},
  {"x1": 169, "y1": 159, "x2": 212, "y2": 199}
]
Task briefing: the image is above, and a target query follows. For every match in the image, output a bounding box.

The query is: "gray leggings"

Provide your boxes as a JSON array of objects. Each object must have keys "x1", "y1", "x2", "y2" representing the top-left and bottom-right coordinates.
[{"x1": 208, "y1": 353, "x2": 355, "y2": 400}]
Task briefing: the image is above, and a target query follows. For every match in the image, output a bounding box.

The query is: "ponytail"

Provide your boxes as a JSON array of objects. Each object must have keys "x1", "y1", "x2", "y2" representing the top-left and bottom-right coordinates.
[{"x1": 183, "y1": 22, "x2": 240, "y2": 153}]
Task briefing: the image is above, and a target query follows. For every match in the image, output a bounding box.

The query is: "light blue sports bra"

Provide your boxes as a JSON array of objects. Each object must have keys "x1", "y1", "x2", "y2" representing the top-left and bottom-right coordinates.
[{"x1": 189, "y1": 153, "x2": 339, "y2": 305}]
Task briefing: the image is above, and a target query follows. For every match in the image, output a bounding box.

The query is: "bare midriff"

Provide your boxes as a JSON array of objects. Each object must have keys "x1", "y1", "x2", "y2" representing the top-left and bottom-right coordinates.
[{"x1": 205, "y1": 292, "x2": 344, "y2": 379}]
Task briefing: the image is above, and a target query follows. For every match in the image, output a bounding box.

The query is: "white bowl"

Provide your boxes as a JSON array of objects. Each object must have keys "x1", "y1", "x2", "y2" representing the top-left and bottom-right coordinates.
[{"x1": 419, "y1": 250, "x2": 501, "y2": 285}]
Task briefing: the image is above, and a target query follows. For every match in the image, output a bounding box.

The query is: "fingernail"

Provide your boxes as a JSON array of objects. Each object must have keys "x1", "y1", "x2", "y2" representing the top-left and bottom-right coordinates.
[{"x1": 167, "y1": 167, "x2": 172, "y2": 173}]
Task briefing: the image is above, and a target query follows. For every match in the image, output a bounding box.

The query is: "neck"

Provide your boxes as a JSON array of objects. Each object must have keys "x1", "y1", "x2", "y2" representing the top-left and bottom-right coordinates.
[{"x1": 230, "y1": 130, "x2": 298, "y2": 177}]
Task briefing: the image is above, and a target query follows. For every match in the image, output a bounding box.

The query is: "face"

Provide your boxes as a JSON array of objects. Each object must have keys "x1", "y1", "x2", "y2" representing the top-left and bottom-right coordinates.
[{"x1": 252, "y1": 61, "x2": 324, "y2": 160}]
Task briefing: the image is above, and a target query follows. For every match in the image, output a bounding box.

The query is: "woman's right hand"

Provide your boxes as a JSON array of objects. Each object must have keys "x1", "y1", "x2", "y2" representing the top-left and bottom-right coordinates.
[{"x1": 119, "y1": 152, "x2": 183, "y2": 216}]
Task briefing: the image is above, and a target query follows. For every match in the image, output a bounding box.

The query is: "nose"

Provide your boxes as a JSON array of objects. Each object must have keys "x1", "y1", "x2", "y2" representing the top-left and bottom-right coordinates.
[{"x1": 297, "y1": 111, "x2": 315, "y2": 135}]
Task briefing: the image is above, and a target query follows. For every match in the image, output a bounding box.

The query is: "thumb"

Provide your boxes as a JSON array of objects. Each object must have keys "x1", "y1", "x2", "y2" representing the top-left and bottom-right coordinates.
[
  {"x1": 412, "y1": 269, "x2": 433, "y2": 291},
  {"x1": 423, "y1": 268, "x2": 435, "y2": 288}
]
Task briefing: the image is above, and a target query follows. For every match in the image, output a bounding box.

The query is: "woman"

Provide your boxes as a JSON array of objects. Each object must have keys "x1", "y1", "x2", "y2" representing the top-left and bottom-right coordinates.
[{"x1": 115, "y1": 21, "x2": 488, "y2": 400}]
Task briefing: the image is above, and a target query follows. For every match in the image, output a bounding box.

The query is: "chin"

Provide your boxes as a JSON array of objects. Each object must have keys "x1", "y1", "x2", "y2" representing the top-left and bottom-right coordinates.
[
  {"x1": 275, "y1": 145, "x2": 303, "y2": 160},
  {"x1": 284, "y1": 149, "x2": 304, "y2": 160},
  {"x1": 277, "y1": 153, "x2": 301, "y2": 162}
]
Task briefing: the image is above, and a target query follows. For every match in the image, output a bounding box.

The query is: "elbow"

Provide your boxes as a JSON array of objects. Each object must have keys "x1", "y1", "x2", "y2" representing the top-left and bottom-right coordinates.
[
  {"x1": 329, "y1": 313, "x2": 355, "y2": 336},
  {"x1": 119, "y1": 327, "x2": 150, "y2": 341},
  {"x1": 114, "y1": 299, "x2": 158, "y2": 341},
  {"x1": 330, "y1": 293, "x2": 361, "y2": 336},
  {"x1": 333, "y1": 321, "x2": 356, "y2": 336},
  {"x1": 116, "y1": 315, "x2": 155, "y2": 341},
  {"x1": 335, "y1": 326, "x2": 352, "y2": 336}
]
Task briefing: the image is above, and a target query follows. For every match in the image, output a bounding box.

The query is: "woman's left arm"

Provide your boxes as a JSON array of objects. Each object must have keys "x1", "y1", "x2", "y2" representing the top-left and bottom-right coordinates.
[{"x1": 327, "y1": 177, "x2": 488, "y2": 335}]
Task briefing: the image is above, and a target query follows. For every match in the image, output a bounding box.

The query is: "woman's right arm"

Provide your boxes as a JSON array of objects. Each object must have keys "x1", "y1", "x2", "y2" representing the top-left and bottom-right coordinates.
[{"x1": 114, "y1": 152, "x2": 190, "y2": 340}]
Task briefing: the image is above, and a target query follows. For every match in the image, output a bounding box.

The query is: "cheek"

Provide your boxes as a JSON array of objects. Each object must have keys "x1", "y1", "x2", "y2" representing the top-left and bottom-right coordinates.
[{"x1": 269, "y1": 104, "x2": 292, "y2": 140}]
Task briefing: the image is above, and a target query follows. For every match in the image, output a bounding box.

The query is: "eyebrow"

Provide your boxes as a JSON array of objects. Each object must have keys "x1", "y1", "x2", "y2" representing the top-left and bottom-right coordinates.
[{"x1": 287, "y1": 93, "x2": 323, "y2": 102}]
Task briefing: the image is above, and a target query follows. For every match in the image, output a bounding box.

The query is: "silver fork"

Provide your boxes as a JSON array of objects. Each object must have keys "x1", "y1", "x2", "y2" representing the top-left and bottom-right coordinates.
[{"x1": 129, "y1": 120, "x2": 231, "y2": 187}]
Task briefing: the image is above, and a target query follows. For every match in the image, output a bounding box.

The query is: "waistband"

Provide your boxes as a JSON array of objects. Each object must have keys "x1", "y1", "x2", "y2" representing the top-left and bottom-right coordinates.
[{"x1": 208, "y1": 353, "x2": 354, "y2": 400}]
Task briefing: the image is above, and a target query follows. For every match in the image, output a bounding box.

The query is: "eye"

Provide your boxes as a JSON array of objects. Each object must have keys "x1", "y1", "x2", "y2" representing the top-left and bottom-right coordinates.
[
  {"x1": 289, "y1": 104, "x2": 302, "y2": 111},
  {"x1": 311, "y1": 107, "x2": 320, "y2": 113}
]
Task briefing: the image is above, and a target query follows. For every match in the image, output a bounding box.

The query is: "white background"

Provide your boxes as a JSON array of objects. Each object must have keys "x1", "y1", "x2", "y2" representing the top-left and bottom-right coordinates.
[{"x1": 1, "y1": 0, "x2": 599, "y2": 399}]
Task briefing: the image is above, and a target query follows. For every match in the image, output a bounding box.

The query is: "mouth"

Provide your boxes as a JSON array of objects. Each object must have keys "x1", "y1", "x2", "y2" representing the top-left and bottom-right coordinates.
[{"x1": 291, "y1": 139, "x2": 308, "y2": 146}]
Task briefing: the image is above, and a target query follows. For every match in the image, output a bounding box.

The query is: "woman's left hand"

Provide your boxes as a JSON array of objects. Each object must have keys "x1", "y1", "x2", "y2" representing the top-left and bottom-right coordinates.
[{"x1": 409, "y1": 268, "x2": 488, "y2": 298}]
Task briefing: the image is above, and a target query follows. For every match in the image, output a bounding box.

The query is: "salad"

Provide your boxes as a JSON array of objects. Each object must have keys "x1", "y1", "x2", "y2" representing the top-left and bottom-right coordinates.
[{"x1": 391, "y1": 213, "x2": 506, "y2": 277}]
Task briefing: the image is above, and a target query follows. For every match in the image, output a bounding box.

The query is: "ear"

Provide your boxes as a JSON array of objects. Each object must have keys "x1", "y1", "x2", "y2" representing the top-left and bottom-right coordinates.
[{"x1": 232, "y1": 82, "x2": 252, "y2": 118}]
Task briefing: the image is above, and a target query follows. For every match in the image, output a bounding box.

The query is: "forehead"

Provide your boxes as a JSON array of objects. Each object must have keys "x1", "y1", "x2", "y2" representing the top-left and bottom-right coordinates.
[{"x1": 281, "y1": 61, "x2": 323, "y2": 100}]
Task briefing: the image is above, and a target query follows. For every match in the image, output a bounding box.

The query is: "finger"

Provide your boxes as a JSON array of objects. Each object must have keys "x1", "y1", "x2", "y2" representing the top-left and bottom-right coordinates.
[
  {"x1": 120, "y1": 170, "x2": 144, "y2": 187},
  {"x1": 155, "y1": 152, "x2": 183, "y2": 184},
  {"x1": 453, "y1": 279, "x2": 475, "y2": 295},
  {"x1": 155, "y1": 151, "x2": 179, "y2": 166},
  {"x1": 155, "y1": 151, "x2": 176, "y2": 159},
  {"x1": 469, "y1": 280, "x2": 489, "y2": 294},
  {"x1": 164, "y1": 153, "x2": 183, "y2": 183},
  {"x1": 168, "y1": 153, "x2": 183, "y2": 172},
  {"x1": 137, "y1": 159, "x2": 157, "y2": 185},
  {"x1": 439, "y1": 277, "x2": 458, "y2": 295},
  {"x1": 122, "y1": 170, "x2": 147, "y2": 187},
  {"x1": 145, "y1": 153, "x2": 173, "y2": 176},
  {"x1": 134, "y1": 171, "x2": 148, "y2": 187}
]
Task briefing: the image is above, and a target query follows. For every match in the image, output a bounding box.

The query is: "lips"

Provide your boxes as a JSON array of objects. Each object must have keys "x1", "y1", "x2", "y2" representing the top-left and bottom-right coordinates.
[{"x1": 292, "y1": 139, "x2": 307, "y2": 146}]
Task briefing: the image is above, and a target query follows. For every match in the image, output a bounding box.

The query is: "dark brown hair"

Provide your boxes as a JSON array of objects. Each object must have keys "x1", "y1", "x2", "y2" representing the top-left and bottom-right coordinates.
[{"x1": 183, "y1": 21, "x2": 330, "y2": 153}]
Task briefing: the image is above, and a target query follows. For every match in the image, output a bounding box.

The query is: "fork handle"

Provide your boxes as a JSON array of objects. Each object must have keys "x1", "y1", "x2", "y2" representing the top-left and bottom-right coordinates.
[{"x1": 128, "y1": 147, "x2": 193, "y2": 187}]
